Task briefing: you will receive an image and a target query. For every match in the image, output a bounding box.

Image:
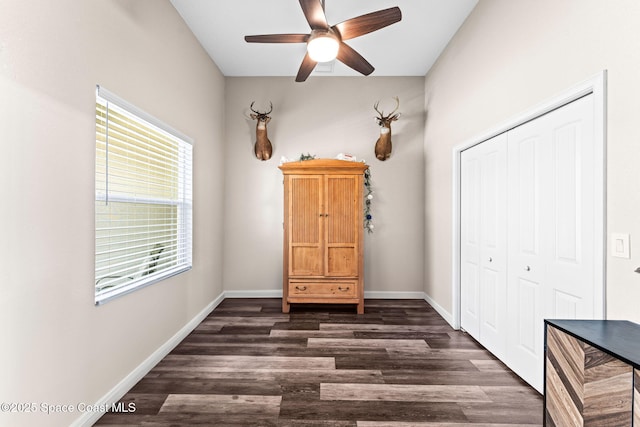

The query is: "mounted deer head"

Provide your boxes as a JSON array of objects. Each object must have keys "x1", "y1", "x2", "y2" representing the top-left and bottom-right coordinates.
[
  {"x1": 373, "y1": 97, "x2": 400, "y2": 161},
  {"x1": 249, "y1": 101, "x2": 273, "y2": 161}
]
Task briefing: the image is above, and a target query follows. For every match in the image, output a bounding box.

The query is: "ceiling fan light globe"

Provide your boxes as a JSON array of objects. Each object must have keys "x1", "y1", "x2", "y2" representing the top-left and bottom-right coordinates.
[{"x1": 307, "y1": 35, "x2": 339, "y2": 62}]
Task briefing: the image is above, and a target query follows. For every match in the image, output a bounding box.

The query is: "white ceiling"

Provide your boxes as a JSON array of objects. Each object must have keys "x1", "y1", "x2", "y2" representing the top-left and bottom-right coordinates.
[{"x1": 170, "y1": 0, "x2": 478, "y2": 78}]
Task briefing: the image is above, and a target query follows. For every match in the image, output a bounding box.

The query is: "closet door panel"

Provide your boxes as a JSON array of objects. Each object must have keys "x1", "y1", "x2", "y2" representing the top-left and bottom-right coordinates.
[
  {"x1": 461, "y1": 151, "x2": 481, "y2": 339},
  {"x1": 507, "y1": 125, "x2": 547, "y2": 392},
  {"x1": 460, "y1": 133, "x2": 508, "y2": 358},
  {"x1": 546, "y1": 95, "x2": 596, "y2": 320},
  {"x1": 478, "y1": 135, "x2": 508, "y2": 359},
  {"x1": 506, "y1": 94, "x2": 597, "y2": 392},
  {"x1": 516, "y1": 137, "x2": 541, "y2": 256}
]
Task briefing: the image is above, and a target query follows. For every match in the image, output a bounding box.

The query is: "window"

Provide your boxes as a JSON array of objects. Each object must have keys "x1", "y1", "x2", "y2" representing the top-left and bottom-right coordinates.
[{"x1": 95, "y1": 86, "x2": 192, "y2": 305}]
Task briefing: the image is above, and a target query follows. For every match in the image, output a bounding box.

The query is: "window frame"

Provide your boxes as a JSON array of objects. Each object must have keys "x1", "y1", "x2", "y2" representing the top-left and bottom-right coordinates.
[{"x1": 94, "y1": 85, "x2": 193, "y2": 305}]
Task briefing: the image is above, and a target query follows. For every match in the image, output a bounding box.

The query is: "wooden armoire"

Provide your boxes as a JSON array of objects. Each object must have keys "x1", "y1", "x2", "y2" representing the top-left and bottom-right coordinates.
[{"x1": 279, "y1": 159, "x2": 368, "y2": 314}]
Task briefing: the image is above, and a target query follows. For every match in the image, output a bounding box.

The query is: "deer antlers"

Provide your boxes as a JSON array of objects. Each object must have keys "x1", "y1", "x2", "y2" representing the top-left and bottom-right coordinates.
[
  {"x1": 250, "y1": 101, "x2": 273, "y2": 117},
  {"x1": 374, "y1": 96, "x2": 400, "y2": 121}
]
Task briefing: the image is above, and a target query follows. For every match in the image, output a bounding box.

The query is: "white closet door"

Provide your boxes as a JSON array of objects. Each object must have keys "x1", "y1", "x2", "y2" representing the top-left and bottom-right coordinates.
[
  {"x1": 505, "y1": 120, "x2": 546, "y2": 392},
  {"x1": 460, "y1": 133, "x2": 508, "y2": 358},
  {"x1": 478, "y1": 134, "x2": 508, "y2": 359},
  {"x1": 460, "y1": 148, "x2": 481, "y2": 340},
  {"x1": 506, "y1": 94, "x2": 596, "y2": 392},
  {"x1": 543, "y1": 96, "x2": 596, "y2": 320}
]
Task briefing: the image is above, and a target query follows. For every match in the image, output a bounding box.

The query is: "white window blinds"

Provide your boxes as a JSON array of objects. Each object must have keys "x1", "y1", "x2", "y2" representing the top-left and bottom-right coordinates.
[{"x1": 95, "y1": 86, "x2": 192, "y2": 305}]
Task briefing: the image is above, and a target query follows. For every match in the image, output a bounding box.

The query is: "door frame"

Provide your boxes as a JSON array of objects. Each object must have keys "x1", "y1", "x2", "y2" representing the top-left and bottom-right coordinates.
[{"x1": 451, "y1": 71, "x2": 607, "y2": 330}]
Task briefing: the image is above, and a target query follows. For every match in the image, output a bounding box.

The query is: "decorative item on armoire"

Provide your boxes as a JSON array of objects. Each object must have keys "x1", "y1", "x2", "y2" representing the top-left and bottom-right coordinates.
[
  {"x1": 249, "y1": 101, "x2": 273, "y2": 161},
  {"x1": 298, "y1": 152, "x2": 316, "y2": 161},
  {"x1": 364, "y1": 167, "x2": 374, "y2": 233},
  {"x1": 373, "y1": 96, "x2": 400, "y2": 161}
]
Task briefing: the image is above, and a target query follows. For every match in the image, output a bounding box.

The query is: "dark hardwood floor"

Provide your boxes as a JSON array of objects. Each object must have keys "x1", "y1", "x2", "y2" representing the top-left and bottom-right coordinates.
[{"x1": 96, "y1": 299, "x2": 542, "y2": 426}]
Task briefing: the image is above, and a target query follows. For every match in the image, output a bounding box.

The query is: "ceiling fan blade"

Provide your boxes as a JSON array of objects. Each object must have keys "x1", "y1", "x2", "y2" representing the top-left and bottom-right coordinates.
[
  {"x1": 245, "y1": 34, "x2": 309, "y2": 43},
  {"x1": 295, "y1": 52, "x2": 318, "y2": 82},
  {"x1": 333, "y1": 7, "x2": 402, "y2": 40},
  {"x1": 336, "y1": 42, "x2": 374, "y2": 76},
  {"x1": 299, "y1": 0, "x2": 329, "y2": 30}
]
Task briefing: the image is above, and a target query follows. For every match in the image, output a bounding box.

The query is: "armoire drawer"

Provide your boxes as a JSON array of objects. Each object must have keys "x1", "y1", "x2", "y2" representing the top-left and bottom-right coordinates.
[{"x1": 289, "y1": 281, "x2": 357, "y2": 298}]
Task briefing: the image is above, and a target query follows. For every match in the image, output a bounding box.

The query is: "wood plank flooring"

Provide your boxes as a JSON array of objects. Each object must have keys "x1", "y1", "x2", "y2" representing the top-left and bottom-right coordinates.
[{"x1": 95, "y1": 299, "x2": 542, "y2": 426}]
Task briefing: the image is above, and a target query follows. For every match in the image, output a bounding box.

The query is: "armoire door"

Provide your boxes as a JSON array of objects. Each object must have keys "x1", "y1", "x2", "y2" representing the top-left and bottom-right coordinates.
[
  {"x1": 288, "y1": 174, "x2": 361, "y2": 278},
  {"x1": 324, "y1": 175, "x2": 360, "y2": 277},
  {"x1": 506, "y1": 93, "x2": 596, "y2": 392},
  {"x1": 288, "y1": 175, "x2": 324, "y2": 276},
  {"x1": 460, "y1": 133, "x2": 508, "y2": 359}
]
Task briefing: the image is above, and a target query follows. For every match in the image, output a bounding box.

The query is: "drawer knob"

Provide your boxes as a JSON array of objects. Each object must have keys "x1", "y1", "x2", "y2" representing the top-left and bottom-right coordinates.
[
  {"x1": 338, "y1": 286, "x2": 350, "y2": 292},
  {"x1": 295, "y1": 285, "x2": 307, "y2": 291}
]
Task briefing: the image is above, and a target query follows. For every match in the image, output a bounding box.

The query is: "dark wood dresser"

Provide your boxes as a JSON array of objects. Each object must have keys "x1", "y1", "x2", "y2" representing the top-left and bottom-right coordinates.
[{"x1": 544, "y1": 319, "x2": 640, "y2": 426}]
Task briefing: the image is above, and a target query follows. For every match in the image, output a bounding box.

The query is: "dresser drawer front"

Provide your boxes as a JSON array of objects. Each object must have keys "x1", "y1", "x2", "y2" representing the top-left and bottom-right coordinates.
[{"x1": 289, "y1": 281, "x2": 357, "y2": 298}]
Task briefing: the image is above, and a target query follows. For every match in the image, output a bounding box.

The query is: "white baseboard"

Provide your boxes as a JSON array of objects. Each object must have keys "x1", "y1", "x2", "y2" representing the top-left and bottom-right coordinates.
[
  {"x1": 423, "y1": 292, "x2": 455, "y2": 328},
  {"x1": 364, "y1": 290, "x2": 427, "y2": 299},
  {"x1": 73, "y1": 292, "x2": 225, "y2": 427},
  {"x1": 223, "y1": 289, "x2": 283, "y2": 298},
  {"x1": 224, "y1": 289, "x2": 428, "y2": 301}
]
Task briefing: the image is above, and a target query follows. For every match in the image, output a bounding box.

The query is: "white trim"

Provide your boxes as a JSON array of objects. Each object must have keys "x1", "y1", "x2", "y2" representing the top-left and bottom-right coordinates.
[
  {"x1": 73, "y1": 292, "x2": 225, "y2": 427},
  {"x1": 423, "y1": 292, "x2": 455, "y2": 327},
  {"x1": 364, "y1": 290, "x2": 427, "y2": 299},
  {"x1": 223, "y1": 289, "x2": 284, "y2": 298},
  {"x1": 96, "y1": 85, "x2": 193, "y2": 145},
  {"x1": 222, "y1": 289, "x2": 432, "y2": 301},
  {"x1": 451, "y1": 71, "x2": 607, "y2": 329}
]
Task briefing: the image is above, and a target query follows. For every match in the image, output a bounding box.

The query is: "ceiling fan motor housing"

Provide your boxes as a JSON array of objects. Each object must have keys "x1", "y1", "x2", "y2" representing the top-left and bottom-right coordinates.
[{"x1": 307, "y1": 28, "x2": 340, "y2": 62}]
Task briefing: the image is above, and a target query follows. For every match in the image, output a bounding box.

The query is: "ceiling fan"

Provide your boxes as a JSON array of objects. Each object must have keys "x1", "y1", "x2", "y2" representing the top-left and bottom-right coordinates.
[{"x1": 244, "y1": 0, "x2": 402, "y2": 82}]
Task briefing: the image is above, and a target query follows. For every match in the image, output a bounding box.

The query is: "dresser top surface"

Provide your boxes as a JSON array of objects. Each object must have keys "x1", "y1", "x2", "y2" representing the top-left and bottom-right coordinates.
[
  {"x1": 546, "y1": 319, "x2": 640, "y2": 368},
  {"x1": 279, "y1": 159, "x2": 369, "y2": 174}
]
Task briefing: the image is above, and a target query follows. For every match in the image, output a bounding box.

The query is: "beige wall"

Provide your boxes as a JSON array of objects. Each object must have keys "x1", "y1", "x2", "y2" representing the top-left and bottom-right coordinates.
[
  {"x1": 223, "y1": 77, "x2": 425, "y2": 295},
  {"x1": 424, "y1": 0, "x2": 640, "y2": 322},
  {"x1": 0, "y1": 1, "x2": 225, "y2": 426}
]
